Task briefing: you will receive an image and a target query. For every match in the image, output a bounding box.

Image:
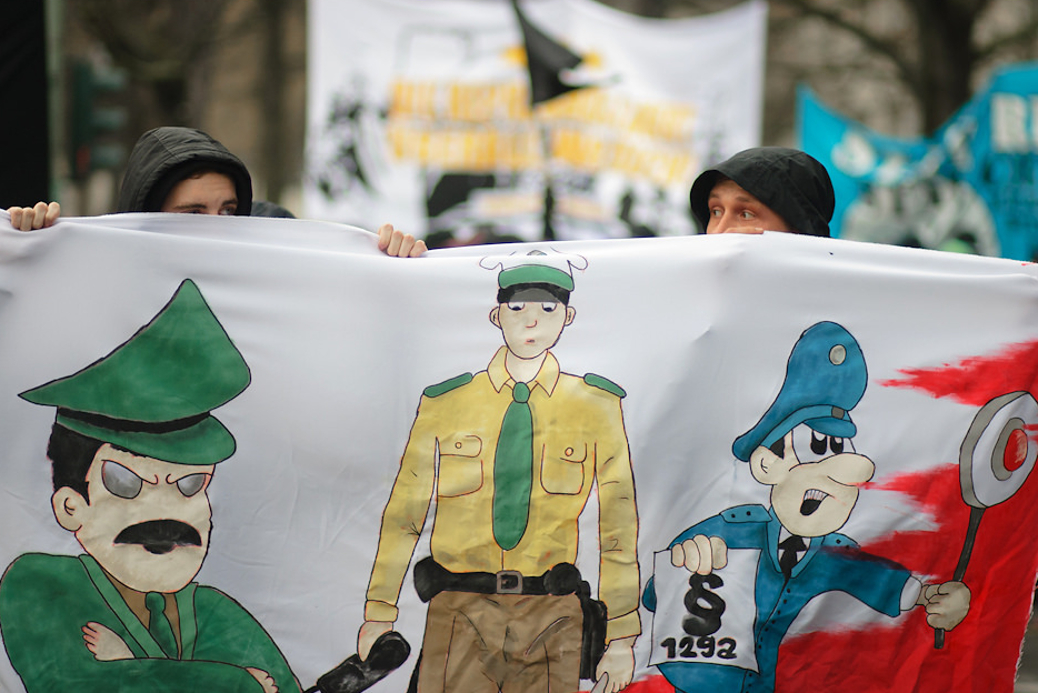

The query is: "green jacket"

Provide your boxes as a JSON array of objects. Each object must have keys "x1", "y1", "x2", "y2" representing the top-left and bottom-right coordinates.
[{"x1": 0, "y1": 553, "x2": 300, "y2": 693}]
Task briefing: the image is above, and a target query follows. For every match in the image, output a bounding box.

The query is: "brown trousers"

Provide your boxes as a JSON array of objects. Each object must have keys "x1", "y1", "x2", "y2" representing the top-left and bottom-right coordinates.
[{"x1": 417, "y1": 590, "x2": 584, "y2": 693}]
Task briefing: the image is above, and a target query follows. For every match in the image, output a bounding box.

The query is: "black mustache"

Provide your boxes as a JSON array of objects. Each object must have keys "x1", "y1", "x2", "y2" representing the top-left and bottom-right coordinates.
[{"x1": 114, "y1": 520, "x2": 203, "y2": 555}]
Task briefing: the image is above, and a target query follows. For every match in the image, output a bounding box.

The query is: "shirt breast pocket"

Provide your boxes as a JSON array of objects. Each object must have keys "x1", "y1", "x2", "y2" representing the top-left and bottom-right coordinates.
[
  {"x1": 540, "y1": 442, "x2": 587, "y2": 495},
  {"x1": 437, "y1": 434, "x2": 484, "y2": 497}
]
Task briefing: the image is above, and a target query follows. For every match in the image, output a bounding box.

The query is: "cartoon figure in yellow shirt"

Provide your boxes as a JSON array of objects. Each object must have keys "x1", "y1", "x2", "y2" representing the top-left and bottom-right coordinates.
[{"x1": 358, "y1": 251, "x2": 640, "y2": 693}]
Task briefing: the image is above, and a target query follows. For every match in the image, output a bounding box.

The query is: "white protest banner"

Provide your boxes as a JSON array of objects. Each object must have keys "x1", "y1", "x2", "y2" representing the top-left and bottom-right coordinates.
[
  {"x1": 0, "y1": 214, "x2": 1036, "y2": 693},
  {"x1": 305, "y1": 0, "x2": 766, "y2": 243}
]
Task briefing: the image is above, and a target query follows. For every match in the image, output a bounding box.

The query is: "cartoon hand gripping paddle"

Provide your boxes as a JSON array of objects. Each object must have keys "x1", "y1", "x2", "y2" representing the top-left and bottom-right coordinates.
[{"x1": 935, "y1": 391, "x2": 1038, "y2": 648}]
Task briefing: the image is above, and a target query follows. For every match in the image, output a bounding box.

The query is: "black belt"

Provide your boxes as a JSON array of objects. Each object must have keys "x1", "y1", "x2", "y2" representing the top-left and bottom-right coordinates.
[
  {"x1": 413, "y1": 557, "x2": 581, "y2": 602},
  {"x1": 412, "y1": 556, "x2": 608, "y2": 681}
]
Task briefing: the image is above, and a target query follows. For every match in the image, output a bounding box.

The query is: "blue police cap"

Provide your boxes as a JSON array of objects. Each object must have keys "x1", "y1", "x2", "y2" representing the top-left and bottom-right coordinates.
[{"x1": 732, "y1": 322, "x2": 867, "y2": 462}]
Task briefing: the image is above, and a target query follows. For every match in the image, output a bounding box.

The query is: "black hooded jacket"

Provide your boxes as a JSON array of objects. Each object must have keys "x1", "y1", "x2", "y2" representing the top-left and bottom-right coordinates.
[
  {"x1": 116, "y1": 127, "x2": 253, "y2": 215},
  {"x1": 689, "y1": 147, "x2": 834, "y2": 237}
]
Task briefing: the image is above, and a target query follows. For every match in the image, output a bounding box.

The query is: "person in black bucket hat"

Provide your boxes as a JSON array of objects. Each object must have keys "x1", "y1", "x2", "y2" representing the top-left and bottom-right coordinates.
[{"x1": 689, "y1": 147, "x2": 835, "y2": 237}]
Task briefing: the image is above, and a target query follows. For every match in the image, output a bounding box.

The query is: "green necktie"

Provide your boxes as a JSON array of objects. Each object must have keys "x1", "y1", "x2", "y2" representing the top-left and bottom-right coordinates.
[
  {"x1": 145, "y1": 592, "x2": 178, "y2": 658},
  {"x1": 493, "y1": 381, "x2": 533, "y2": 551}
]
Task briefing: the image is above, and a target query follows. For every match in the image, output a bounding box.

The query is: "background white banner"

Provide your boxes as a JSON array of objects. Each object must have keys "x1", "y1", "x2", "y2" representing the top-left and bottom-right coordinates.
[{"x1": 304, "y1": 0, "x2": 766, "y2": 243}]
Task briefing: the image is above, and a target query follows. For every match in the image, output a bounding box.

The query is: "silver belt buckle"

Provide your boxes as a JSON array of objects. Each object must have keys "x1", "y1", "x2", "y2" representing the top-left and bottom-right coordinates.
[{"x1": 495, "y1": 570, "x2": 523, "y2": 594}]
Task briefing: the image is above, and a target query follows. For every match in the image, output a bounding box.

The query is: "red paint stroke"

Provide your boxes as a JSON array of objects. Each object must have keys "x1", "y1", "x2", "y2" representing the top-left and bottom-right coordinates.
[
  {"x1": 880, "y1": 339, "x2": 1038, "y2": 406},
  {"x1": 776, "y1": 462, "x2": 1038, "y2": 693},
  {"x1": 621, "y1": 674, "x2": 674, "y2": 693}
]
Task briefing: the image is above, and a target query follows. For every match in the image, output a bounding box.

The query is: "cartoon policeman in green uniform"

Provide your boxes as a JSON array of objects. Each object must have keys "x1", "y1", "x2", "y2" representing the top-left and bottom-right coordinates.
[{"x1": 0, "y1": 279, "x2": 299, "y2": 693}]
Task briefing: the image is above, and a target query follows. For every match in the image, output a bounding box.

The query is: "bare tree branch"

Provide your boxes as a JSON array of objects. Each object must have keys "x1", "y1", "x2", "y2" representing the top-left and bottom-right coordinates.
[
  {"x1": 975, "y1": 19, "x2": 1038, "y2": 61},
  {"x1": 74, "y1": 0, "x2": 232, "y2": 80},
  {"x1": 771, "y1": 0, "x2": 923, "y2": 93},
  {"x1": 948, "y1": 0, "x2": 995, "y2": 16}
]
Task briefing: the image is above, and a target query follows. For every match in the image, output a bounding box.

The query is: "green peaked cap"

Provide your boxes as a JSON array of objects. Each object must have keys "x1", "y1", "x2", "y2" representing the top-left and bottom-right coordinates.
[
  {"x1": 486, "y1": 249, "x2": 587, "y2": 292},
  {"x1": 20, "y1": 279, "x2": 251, "y2": 465},
  {"x1": 498, "y1": 264, "x2": 574, "y2": 291}
]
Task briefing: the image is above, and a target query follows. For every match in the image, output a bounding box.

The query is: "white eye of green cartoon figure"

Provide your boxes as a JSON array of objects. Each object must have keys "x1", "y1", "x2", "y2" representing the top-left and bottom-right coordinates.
[
  {"x1": 177, "y1": 473, "x2": 210, "y2": 497},
  {"x1": 507, "y1": 302, "x2": 525, "y2": 311},
  {"x1": 541, "y1": 303, "x2": 558, "y2": 312},
  {"x1": 102, "y1": 460, "x2": 144, "y2": 499}
]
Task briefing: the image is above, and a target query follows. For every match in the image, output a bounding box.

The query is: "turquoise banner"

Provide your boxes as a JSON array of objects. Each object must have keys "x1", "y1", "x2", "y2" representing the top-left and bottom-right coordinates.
[{"x1": 798, "y1": 62, "x2": 1038, "y2": 260}]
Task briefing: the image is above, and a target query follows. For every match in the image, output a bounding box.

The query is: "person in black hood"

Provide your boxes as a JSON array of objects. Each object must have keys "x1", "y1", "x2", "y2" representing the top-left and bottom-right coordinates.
[
  {"x1": 116, "y1": 126, "x2": 253, "y2": 216},
  {"x1": 689, "y1": 147, "x2": 835, "y2": 237},
  {"x1": 7, "y1": 126, "x2": 426, "y2": 256},
  {"x1": 8, "y1": 127, "x2": 251, "y2": 225}
]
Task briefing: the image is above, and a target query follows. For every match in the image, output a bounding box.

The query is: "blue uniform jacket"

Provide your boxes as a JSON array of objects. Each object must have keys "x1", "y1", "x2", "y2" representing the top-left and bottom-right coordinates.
[{"x1": 643, "y1": 505, "x2": 911, "y2": 693}]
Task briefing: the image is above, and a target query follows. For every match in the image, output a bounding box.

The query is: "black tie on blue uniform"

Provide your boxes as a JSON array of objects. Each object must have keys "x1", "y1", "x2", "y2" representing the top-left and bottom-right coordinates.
[{"x1": 778, "y1": 535, "x2": 806, "y2": 579}]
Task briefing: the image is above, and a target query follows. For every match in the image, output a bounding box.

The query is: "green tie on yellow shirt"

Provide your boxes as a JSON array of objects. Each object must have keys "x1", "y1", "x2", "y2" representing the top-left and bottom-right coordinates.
[{"x1": 493, "y1": 381, "x2": 533, "y2": 550}]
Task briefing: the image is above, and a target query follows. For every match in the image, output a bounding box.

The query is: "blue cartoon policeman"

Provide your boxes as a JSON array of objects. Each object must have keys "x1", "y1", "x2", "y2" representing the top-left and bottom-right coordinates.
[{"x1": 642, "y1": 321, "x2": 970, "y2": 693}]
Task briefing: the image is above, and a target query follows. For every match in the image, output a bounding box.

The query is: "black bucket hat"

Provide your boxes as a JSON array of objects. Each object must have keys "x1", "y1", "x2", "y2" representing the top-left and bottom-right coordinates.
[{"x1": 690, "y1": 147, "x2": 834, "y2": 237}]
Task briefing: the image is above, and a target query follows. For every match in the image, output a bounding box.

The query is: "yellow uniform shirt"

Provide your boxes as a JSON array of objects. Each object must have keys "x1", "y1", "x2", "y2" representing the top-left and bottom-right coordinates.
[{"x1": 366, "y1": 347, "x2": 641, "y2": 642}]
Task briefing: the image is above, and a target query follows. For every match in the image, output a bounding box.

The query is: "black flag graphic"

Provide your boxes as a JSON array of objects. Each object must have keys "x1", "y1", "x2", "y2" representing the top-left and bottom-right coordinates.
[{"x1": 510, "y1": 0, "x2": 586, "y2": 106}]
